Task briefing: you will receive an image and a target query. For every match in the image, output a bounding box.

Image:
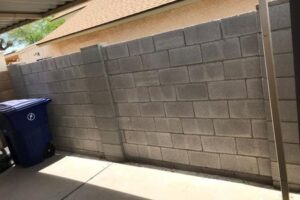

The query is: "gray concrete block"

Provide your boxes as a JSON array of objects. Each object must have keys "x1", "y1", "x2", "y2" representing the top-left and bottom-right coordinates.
[
  {"x1": 273, "y1": 162, "x2": 300, "y2": 184},
  {"x1": 188, "y1": 151, "x2": 221, "y2": 169},
  {"x1": 236, "y1": 138, "x2": 269, "y2": 158},
  {"x1": 118, "y1": 117, "x2": 131, "y2": 130},
  {"x1": 220, "y1": 154, "x2": 259, "y2": 174},
  {"x1": 93, "y1": 104, "x2": 115, "y2": 117},
  {"x1": 118, "y1": 56, "x2": 143, "y2": 73},
  {"x1": 83, "y1": 77, "x2": 102, "y2": 92},
  {"x1": 138, "y1": 145, "x2": 162, "y2": 160},
  {"x1": 69, "y1": 52, "x2": 83, "y2": 66},
  {"x1": 247, "y1": 79, "x2": 263, "y2": 99},
  {"x1": 161, "y1": 148, "x2": 189, "y2": 164},
  {"x1": 240, "y1": 34, "x2": 259, "y2": 56},
  {"x1": 96, "y1": 117, "x2": 118, "y2": 131},
  {"x1": 125, "y1": 130, "x2": 147, "y2": 145},
  {"x1": 257, "y1": 158, "x2": 272, "y2": 176},
  {"x1": 31, "y1": 61, "x2": 44, "y2": 73},
  {"x1": 146, "y1": 132, "x2": 173, "y2": 147},
  {"x1": 110, "y1": 74, "x2": 135, "y2": 89},
  {"x1": 81, "y1": 45, "x2": 102, "y2": 64},
  {"x1": 153, "y1": 29, "x2": 185, "y2": 50},
  {"x1": 131, "y1": 117, "x2": 155, "y2": 131},
  {"x1": 128, "y1": 36, "x2": 154, "y2": 55},
  {"x1": 124, "y1": 143, "x2": 139, "y2": 158},
  {"x1": 224, "y1": 57, "x2": 261, "y2": 79},
  {"x1": 140, "y1": 102, "x2": 165, "y2": 117},
  {"x1": 169, "y1": 45, "x2": 202, "y2": 66},
  {"x1": 20, "y1": 64, "x2": 31, "y2": 75},
  {"x1": 176, "y1": 83, "x2": 208, "y2": 100},
  {"x1": 202, "y1": 136, "x2": 236, "y2": 154},
  {"x1": 113, "y1": 89, "x2": 128, "y2": 102},
  {"x1": 252, "y1": 120, "x2": 268, "y2": 139},
  {"x1": 165, "y1": 102, "x2": 194, "y2": 117},
  {"x1": 154, "y1": 118, "x2": 182, "y2": 133},
  {"x1": 184, "y1": 21, "x2": 221, "y2": 45},
  {"x1": 90, "y1": 91, "x2": 111, "y2": 105},
  {"x1": 214, "y1": 119, "x2": 251, "y2": 137},
  {"x1": 27, "y1": 83, "x2": 49, "y2": 95},
  {"x1": 133, "y1": 71, "x2": 159, "y2": 87},
  {"x1": 228, "y1": 100, "x2": 265, "y2": 119},
  {"x1": 194, "y1": 101, "x2": 229, "y2": 118},
  {"x1": 272, "y1": 29, "x2": 293, "y2": 54},
  {"x1": 182, "y1": 119, "x2": 214, "y2": 135},
  {"x1": 103, "y1": 144, "x2": 124, "y2": 158},
  {"x1": 106, "y1": 59, "x2": 120, "y2": 74},
  {"x1": 221, "y1": 12, "x2": 258, "y2": 38},
  {"x1": 127, "y1": 87, "x2": 150, "y2": 102},
  {"x1": 106, "y1": 43, "x2": 129, "y2": 59},
  {"x1": 274, "y1": 53, "x2": 294, "y2": 77},
  {"x1": 189, "y1": 62, "x2": 224, "y2": 83},
  {"x1": 142, "y1": 51, "x2": 170, "y2": 69},
  {"x1": 87, "y1": 77, "x2": 107, "y2": 92},
  {"x1": 82, "y1": 62, "x2": 106, "y2": 77},
  {"x1": 208, "y1": 80, "x2": 247, "y2": 99},
  {"x1": 42, "y1": 59, "x2": 57, "y2": 71},
  {"x1": 149, "y1": 86, "x2": 176, "y2": 101},
  {"x1": 63, "y1": 66, "x2": 85, "y2": 80},
  {"x1": 277, "y1": 77, "x2": 296, "y2": 100},
  {"x1": 283, "y1": 143, "x2": 300, "y2": 164},
  {"x1": 101, "y1": 130, "x2": 121, "y2": 145},
  {"x1": 55, "y1": 55, "x2": 71, "y2": 68},
  {"x1": 159, "y1": 67, "x2": 189, "y2": 85},
  {"x1": 281, "y1": 122, "x2": 299, "y2": 144},
  {"x1": 270, "y1": 3, "x2": 291, "y2": 30},
  {"x1": 202, "y1": 38, "x2": 241, "y2": 62},
  {"x1": 75, "y1": 116, "x2": 97, "y2": 128},
  {"x1": 172, "y1": 134, "x2": 202, "y2": 151},
  {"x1": 63, "y1": 127, "x2": 101, "y2": 141},
  {"x1": 118, "y1": 103, "x2": 140, "y2": 116},
  {"x1": 279, "y1": 100, "x2": 298, "y2": 122}
]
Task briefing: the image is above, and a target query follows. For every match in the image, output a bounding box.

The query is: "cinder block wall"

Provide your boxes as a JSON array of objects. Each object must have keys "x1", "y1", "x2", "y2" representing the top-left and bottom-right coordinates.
[
  {"x1": 8, "y1": 47, "x2": 124, "y2": 160},
  {"x1": 8, "y1": 0, "x2": 300, "y2": 190},
  {"x1": 103, "y1": 7, "x2": 270, "y2": 182}
]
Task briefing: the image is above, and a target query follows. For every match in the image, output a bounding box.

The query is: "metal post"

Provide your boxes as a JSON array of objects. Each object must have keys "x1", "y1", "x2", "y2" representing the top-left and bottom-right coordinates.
[{"x1": 259, "y1": 0, "x2": 289, "y2": 199}]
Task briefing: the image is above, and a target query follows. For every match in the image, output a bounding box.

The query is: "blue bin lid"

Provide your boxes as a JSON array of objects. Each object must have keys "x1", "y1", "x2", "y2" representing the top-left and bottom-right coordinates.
[{"x1": 0, "y1": 98, "x2": 51, "y2": 113}]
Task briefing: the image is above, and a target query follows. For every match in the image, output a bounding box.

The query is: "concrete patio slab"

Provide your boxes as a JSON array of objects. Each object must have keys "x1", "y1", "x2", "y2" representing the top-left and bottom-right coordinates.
[
  {"x1": 0, "y1": 154, "x2": 300, "y2": 200},
  {"x1": 0, "y1": 155, "x2": 110, "y2": 200},
  {"x1": 66, "y1": 163, "x2": 300, "y2": 200}
]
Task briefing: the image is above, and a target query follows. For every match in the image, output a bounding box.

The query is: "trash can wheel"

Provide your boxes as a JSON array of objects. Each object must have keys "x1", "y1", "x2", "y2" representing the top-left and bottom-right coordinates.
[{"x1": 44, "y1": 143, "x2": 55, "y2": 158}]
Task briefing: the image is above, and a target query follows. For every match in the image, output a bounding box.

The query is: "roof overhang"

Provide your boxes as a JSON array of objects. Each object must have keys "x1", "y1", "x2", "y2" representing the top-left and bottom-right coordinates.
[
  {"x1": 37, "y1": 0, "x2": 197, "y2": 46},
  {"x1": 0, "y1": 0, "x2": 89, "y2": 34}
]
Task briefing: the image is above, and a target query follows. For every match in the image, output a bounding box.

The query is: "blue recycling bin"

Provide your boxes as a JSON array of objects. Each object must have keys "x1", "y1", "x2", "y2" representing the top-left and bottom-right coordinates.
[{"x1": 0, "y1": 98, "x2": 55, "y2": 167}]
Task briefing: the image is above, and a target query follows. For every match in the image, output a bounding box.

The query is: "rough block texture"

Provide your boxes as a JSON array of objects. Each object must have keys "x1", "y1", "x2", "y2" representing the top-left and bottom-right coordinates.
[
  {"x1": 169, "y1": 45, "x2": 202, "y2": 66},
  {"x1": 9, "y1": 1, "x2": 297, "y2": 190},
  {"x1": 184, "y1": 21, "x2": 221, "y2": 45},
  {"x1": 221, "y1": 12, "x2": 258, "y2": 38},
  {"x1": 202, "y1": 38, "x2": 241, "y2": 62}
]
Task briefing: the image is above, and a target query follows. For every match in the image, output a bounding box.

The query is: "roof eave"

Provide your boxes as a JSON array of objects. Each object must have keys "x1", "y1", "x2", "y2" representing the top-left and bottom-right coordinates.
[{"x1": 37, "y1": 0, "x2": 198, "y2": 46}]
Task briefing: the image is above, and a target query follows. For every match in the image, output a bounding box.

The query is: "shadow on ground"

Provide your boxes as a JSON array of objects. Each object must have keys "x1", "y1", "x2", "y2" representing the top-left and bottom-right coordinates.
[{"x1": 0, "y1": 155, "x2": 148, "y2": 200}]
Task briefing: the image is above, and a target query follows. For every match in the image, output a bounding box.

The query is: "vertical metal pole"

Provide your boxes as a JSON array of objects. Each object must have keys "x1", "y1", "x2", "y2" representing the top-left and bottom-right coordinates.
[{"x1": 259, "y1": 0, "x2": 289, "y2": 200}]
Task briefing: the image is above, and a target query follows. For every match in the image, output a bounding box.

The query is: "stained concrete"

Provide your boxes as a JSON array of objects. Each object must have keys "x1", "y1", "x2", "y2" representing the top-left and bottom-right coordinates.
[{"x1": 0, "y1": 154, "x2": 299, "y2": 200}]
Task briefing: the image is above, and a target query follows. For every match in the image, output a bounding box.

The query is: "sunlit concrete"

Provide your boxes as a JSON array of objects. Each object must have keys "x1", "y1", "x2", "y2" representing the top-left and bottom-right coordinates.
[
  {"x1": 0, "y1": 154, "x2": 300, "y2": 200},
  {"x1": 0, "y1": 155, "x2": 110, "y2": 200}
]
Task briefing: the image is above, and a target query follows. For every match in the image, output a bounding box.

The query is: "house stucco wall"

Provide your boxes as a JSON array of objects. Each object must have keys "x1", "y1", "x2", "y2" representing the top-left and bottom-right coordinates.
[{"x1": 11, "y1": 0, "x2": 258, "y2": 63}]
